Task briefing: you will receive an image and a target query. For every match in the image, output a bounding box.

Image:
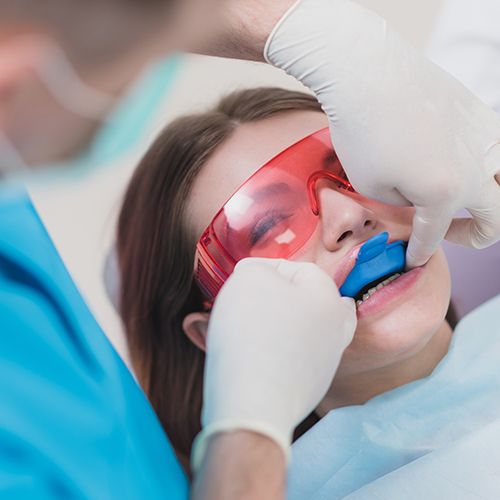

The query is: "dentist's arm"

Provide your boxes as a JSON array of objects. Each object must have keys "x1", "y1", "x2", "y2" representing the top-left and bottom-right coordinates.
[
  {"x1": 191, "y1": 258, "x2": 356, "y2": 499},
  {"x1": 214, "y1": 0, "x2": 500, "y2": 268},
  {"x1": 192, "y1": 431, "x2": 285, "y2": 500}
]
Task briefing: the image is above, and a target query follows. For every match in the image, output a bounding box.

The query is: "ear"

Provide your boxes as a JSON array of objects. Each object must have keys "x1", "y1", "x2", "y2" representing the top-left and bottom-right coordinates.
[{"x1": 182, "y1": 312, "x2": 210, "y2": 352}]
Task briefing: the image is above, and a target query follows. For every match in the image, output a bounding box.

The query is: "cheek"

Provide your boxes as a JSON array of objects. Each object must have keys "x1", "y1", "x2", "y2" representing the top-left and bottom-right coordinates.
[{"x1": 339, "y1": 249, "x2": 451, "y2": 374}]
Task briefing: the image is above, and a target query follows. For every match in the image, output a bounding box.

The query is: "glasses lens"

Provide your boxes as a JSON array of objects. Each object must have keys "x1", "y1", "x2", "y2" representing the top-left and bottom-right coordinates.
[
  {"x1": 213, "y1": 171, "x2": 315, "y2": 259},
  {"x1": 196, "y1": 128, "x2": 353, "y2": 299}
]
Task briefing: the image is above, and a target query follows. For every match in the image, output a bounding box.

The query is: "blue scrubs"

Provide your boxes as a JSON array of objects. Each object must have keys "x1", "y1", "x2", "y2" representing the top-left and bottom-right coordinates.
[{"x1": 0, "y1": 188, "x2": 188, "y2": 498}]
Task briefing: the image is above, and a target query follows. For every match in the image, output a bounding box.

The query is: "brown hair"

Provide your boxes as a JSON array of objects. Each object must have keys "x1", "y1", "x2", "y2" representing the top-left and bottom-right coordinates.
[{"x1": 116, "y1": 88, "x2": 323, "y2": 471}]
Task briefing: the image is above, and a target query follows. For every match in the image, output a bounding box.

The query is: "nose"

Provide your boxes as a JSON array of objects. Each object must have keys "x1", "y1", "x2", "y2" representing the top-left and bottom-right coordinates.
[{"x1": 316, "y1": 181, "x2": 377, "y2": 252}]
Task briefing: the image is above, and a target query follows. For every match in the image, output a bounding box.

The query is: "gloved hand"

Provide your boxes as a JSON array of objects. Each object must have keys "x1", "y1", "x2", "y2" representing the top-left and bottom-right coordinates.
[
  {"x1": 265, "y1": 0, "x2": 500, "y2": 268},
  {"x1": 191, "y1": 258, "x2": 356, "y2": 470}
]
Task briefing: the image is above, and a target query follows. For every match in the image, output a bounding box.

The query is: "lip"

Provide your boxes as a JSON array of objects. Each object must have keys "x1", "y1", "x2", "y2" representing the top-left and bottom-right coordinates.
[
  {"x1": 356, "y1": 265, "x2": 425, "y2": 319},
  {"x1": 333, "y1": 243, "x2": 363, "y2": 289}
]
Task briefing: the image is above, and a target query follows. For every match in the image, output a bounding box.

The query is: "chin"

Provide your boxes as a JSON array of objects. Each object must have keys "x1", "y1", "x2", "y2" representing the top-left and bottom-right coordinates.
[{"x1": 338, "y1": 249, "x2": 451, "y2": 375}]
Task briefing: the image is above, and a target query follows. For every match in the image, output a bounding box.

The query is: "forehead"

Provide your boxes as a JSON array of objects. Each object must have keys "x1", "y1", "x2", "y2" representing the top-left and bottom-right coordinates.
[{"x1": 187, "y1": 110, "x2": 328, "y2": 239}]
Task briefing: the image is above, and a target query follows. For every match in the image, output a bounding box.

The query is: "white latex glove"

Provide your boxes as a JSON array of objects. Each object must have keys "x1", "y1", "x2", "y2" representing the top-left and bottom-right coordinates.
[
  {"x1": 191, "y1": 258, "x2": 356, "y2": 470},
  {"x1": 265, "y1": 0, "x2": 500, "y2": 268}
]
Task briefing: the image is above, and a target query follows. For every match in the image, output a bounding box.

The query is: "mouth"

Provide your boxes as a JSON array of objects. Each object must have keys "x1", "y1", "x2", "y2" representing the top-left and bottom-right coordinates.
[
  {"x1": 333, "y1": 243, "x2": 364, "y2": 289},
  {"x1": 353, "y1": 270, "x2": 405, "y2": 307},
  {"x1": 353, "y1": 265, "x2": 425, "y2": 318},
  {"x1": 333, "y1": 233, "x2": 422, "y2": 315}
]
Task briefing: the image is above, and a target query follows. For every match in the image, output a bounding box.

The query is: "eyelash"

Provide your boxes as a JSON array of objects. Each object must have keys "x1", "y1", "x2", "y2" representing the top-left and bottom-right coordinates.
[{"x1": 250, "y1": 212, "x2": 293, "y2": 246}]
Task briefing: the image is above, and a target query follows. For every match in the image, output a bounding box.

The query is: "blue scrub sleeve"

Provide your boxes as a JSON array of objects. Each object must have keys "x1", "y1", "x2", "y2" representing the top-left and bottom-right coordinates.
[{"x1": 0, "y1": 189, "x2": 188, "y2": 499}]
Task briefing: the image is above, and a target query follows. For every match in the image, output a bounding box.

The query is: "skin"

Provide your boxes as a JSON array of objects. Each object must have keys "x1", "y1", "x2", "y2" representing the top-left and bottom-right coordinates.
[
  {"x1": 0, "y1": 25, "x2": 169, "y2": 166},
  {"x1": 191, "y1": 431, "x2": 285, "y2": 500},
  {"x1": 184, "y1": 109, "x2": 453, "y2": 415},
  {"x1": 193, "y1": 0, "x2": 300, "y2": 60}
]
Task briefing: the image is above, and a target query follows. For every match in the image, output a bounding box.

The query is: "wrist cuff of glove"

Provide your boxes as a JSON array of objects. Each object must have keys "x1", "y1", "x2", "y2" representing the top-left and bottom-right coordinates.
[
  {"x1": 191, "y1": 420, "x2": 291, "y2": 473},
  {"x1": 263, "y1": 0, "x2": 303, "y2": 64}
]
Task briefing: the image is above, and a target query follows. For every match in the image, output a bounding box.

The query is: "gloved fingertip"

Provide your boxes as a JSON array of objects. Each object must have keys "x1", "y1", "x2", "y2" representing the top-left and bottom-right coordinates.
[
  {"x1": 234, "y1": 257, "x2": 275, "y2": 272},
  {"x1": 405, "y1": 250, "x2": 429, "y2": 270},
  {"x1": 405, "y1": 238, "x2": 432, "y2": 269},
  {"x1": 341, "y1": 296, "x2": 356, "y2": 312}
]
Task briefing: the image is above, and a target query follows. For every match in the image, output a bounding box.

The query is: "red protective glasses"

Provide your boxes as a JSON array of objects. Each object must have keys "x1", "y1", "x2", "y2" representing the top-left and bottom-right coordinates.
[{"x1": 194, "y1": 127, "x2": 354, "y2": 301}]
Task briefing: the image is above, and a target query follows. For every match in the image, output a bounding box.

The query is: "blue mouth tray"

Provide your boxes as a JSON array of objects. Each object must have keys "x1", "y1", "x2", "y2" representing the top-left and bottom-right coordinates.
[{"x1": 339, "y1": 232, "x2": 406, "y2": 298}]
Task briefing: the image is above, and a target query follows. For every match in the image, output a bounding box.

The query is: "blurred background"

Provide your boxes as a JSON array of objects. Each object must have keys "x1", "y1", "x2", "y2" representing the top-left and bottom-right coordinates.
[{"x1": 26, "y1": 0, "x2": 500, "y2": 364}]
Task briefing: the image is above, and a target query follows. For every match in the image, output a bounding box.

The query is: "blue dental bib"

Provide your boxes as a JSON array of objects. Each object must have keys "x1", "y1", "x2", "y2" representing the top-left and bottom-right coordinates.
[{"x1": 339, "y1": 232, "x2": 406, "y2": 298}]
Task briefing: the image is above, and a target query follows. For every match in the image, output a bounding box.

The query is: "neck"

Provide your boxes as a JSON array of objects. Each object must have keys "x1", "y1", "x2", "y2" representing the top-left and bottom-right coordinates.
[{"x1": 316, "y1": 321, "x2": 453, "y2": 415}]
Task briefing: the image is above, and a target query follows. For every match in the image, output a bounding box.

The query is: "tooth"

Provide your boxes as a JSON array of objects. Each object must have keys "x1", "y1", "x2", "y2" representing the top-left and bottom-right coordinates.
[
  {"x1": 363, "y1": 293, "x2": 370, "y2": 301},
  {"x1": 382, "y1": 279, "x2": 390, "y2": 285},
  {"x1": 368, "y1": 289, "x2": 376, "y2": 295},
  {"x1": 356, "y1": 300, "x2": 362, "y2": 307},
  {"x1": 376, "y1": 283, "x2": 384, "y2": 290}
]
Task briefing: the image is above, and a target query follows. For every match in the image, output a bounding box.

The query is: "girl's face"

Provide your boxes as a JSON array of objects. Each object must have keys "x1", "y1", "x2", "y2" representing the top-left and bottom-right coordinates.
[{"x1": 187, "y1": 110, "x2": 451, "y2": 376}]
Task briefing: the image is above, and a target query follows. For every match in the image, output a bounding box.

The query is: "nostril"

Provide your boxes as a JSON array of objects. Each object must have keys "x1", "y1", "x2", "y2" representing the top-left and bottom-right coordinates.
[
  {"x1": 337, "y1": 230, "x2": 353, "y2": 243},
  {"x1": 364, "y1": 220, "x2": 373, "y2": 227}
]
